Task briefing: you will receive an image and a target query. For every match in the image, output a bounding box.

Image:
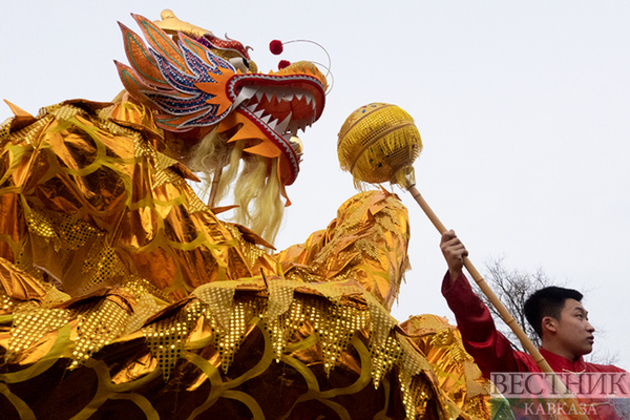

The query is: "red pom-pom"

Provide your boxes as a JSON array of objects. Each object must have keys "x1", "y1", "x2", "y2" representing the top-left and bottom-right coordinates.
[
  {"x1": 278, "y1": 60, "x2": 291, "y2": 70},
  {"x1": 269, "y1": 40, "x2": 284, "y2": 55}
]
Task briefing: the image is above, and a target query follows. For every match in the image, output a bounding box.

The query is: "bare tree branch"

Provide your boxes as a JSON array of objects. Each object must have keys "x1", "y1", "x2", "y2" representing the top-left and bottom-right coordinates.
[{"x1": 474, "y1": 258, "x2": 548, "y2": 351}]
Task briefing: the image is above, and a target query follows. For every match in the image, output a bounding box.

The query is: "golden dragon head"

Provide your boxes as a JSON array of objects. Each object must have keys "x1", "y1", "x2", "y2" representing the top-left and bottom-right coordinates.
[{"x1": 115, "y1": 11, "x2": 328, "y2": 188}]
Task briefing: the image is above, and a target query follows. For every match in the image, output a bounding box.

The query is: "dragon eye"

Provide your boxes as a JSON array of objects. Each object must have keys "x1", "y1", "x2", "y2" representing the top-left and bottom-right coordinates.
[{"x1": 229, "y1": 57, "x2": 249, "y2": 72}]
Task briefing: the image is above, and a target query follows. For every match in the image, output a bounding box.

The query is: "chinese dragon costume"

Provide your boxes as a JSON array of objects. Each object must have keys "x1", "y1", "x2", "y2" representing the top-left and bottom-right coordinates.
[{"x1": 0, "y1": 10, "x2": 493, "y2": 420}]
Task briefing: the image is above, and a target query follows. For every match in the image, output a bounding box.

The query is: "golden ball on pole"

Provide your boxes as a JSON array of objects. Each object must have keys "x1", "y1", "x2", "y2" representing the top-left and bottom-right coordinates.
[{"x1": 337, "y1": 103, "x2": 422, "y2": 188}]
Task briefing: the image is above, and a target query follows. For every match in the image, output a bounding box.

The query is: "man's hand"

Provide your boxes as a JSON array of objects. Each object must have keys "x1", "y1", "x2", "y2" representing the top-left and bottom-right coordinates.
[{"x1": 440, "y1": 230, "x2": 468, "y2": 282}]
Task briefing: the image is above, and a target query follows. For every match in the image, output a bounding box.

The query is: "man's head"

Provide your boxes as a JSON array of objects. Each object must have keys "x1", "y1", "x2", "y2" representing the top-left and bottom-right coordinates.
[{"x1": 524, "y1": 287, "x2": 595, "y2": 360}]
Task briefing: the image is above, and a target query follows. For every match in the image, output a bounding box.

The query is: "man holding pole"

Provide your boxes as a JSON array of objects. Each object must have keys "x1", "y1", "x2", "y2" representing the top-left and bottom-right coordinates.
[{"x1": 440, "y1": 230, "x2": 629, "y2": 419}]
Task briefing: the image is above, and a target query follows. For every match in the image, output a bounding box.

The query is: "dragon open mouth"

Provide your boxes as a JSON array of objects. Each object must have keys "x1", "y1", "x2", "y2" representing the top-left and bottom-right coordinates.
[
  {"x1": 241, "y1": 87, "x2": 317, "y2": 136},
  {"x1": 224, "y1": 62, "x2": 327, "y2": 184}
]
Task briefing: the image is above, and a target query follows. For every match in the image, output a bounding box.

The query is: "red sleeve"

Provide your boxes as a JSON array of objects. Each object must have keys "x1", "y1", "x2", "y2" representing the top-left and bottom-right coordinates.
[{"x1": 442, "y1": 272, "x2": 537, "y2": 377}]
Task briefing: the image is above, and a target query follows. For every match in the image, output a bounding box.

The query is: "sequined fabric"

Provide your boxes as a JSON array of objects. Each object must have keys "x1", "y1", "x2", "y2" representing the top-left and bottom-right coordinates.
[
  {"x1": 0, "y1": 285, "x2": 434, "y2": 419},
  {"x1": 0, "y1": 103, "x2": 485, "y2": 419}
]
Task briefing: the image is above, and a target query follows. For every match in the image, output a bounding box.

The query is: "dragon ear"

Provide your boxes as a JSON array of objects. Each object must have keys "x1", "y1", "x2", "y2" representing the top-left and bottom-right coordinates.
[
  {"x1": 130, "y1": 13, "x2": 189, "y2": 75},
  {"x1": 116, "y1": 13, "x2": 241, "y2": 133}
]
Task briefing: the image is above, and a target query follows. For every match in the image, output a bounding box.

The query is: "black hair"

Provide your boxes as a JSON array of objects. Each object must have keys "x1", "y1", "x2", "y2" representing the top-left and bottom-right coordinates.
[{"x1": 524, "y1": 286, "x2": 583, "y2": 338}]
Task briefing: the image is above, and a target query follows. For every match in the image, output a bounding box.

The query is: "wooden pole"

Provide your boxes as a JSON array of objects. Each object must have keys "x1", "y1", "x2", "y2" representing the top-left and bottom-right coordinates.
[{"x1": 407, "y1": 184, "x2": 588, "y2": 419}]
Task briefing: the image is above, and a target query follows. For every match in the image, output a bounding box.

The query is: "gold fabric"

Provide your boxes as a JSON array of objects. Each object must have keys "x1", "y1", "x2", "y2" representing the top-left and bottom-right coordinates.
[
  {"x1": 400, "y1": 315, "x2": 494, "y2": 419},
  {"x1": 0, "y1": 102, "x2": 486, "y2": 419},
  {"x1": 0, "y1": 100, "x2": 253, "y2": 302},
  {"x1": 275, "y1": 189, "x2": 410, "y2": 311}
]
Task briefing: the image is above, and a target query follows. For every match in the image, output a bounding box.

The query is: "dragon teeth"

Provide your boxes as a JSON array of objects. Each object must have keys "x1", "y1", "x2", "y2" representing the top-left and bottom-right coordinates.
[
  {"x1": 233, "y1": 86, "x2": 257, "y2": 109},
  {"x1": 275, "y1": 112, "x2": 292, "y2": 133}
]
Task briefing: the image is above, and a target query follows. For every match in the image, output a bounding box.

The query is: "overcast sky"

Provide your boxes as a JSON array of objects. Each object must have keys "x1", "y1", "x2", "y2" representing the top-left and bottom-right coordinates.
[{"x1": 3, "y1": 1, "x2": 629, "y2": 368}]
